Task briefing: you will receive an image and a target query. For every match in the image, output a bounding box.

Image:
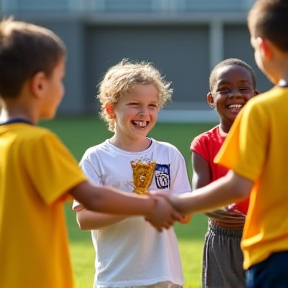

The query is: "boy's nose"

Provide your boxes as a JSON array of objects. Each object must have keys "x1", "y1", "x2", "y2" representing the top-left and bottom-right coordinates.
[
  {"x1": 228, "y1": 89, "x2": 241, "y2": 98},
  {"x1": 138, "y1": 110, "x2": 148, "y2": 116}
]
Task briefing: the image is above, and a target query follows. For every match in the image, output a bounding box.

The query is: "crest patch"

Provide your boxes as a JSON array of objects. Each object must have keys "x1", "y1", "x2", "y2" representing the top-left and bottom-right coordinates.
[{"x1": 154, "y1": 164, "x2": 170, "y2": 189}]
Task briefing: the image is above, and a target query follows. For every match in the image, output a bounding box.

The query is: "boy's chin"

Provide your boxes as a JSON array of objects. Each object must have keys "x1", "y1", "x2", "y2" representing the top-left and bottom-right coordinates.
[
  {"x1": 226, "y1": 113, "x2": 238, "y2": 121},
  {"x1": 40, "y1": 111, "x2": 57, "y2": 120}
]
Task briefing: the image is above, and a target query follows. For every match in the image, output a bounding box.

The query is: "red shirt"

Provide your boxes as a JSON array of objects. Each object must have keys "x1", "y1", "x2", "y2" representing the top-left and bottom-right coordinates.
[{"x1": 191, "y1": 125, "x2": 249, "y2": 215}]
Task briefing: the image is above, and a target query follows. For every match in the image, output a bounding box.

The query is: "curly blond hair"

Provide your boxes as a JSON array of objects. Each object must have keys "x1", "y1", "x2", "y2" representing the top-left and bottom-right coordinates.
[{"x1": 97, "y1": 59, "x2": 172, "y2": 132}]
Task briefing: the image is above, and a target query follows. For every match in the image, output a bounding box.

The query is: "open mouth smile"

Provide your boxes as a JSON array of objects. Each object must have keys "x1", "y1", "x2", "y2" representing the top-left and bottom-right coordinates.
[
  {"x1": 132, "y1": 121, "x2": 148, "y2": 128},
  {"x1": 227, "y1": 104, "x2": 244, "y2": 109}
]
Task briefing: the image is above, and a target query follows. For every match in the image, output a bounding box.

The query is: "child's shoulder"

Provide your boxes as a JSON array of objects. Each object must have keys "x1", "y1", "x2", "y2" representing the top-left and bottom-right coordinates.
[
  {"x1": 1, "y1": 124, "x2": 64, "y2": 156},
  {"x1": 8, "y1": 123, "x2": 57, "y2": 142},
  {"x1": 81, "y1": 139, "x2": 110, "y2": 158},
  {"x1": 23, "y1": 126, "x2": 68, "y2": 154},
  {"x1": 193, "y1": 125, "x2": 219, "y2": 142},
  {"x1": 150, "y1": 138, "x2": 182, "y2": 154},
  {"x1": 152, "y1": 138, "x2": 176, "y2": 147},
  {"x1": 251, "y1": 86, "x2": 288, "y2": 105},
  {"x1": 190, "y1": 125, "x2": 221, "y2": 152},
  {"x1": 242, "y1": 87, "x2": 288, "y2": 116}
]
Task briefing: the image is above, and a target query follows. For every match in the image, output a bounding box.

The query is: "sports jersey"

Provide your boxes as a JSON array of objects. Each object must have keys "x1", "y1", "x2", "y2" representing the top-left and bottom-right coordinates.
[
  {"x1": 73, "y1": 139, "x2": 191, "y2": 287},
  {"x1": 0, "y1": 122, "x2": 87, "y2": 288},
  {"x1": 215, "y1": 86, "x2": 288, "y2": 269}
]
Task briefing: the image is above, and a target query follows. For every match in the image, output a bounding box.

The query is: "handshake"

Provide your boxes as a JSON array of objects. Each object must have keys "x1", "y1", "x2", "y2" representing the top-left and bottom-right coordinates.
[{"x1": 144, "y1": 190, "x2": 191, "y2": 232}]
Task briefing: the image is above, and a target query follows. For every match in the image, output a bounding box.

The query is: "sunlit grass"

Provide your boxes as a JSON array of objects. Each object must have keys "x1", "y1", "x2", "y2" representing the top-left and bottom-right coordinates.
[{"x1": 66, "y1": 204, "x2": 207, "y2": 288}]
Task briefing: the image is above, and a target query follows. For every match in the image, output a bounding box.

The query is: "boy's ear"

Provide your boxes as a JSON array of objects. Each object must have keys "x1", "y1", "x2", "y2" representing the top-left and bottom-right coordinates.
[
  {"x1": 257, "y1": 37, "x2": 272, "y2": 60},
  {"x1": 105, "y1": 103, "x2": 115, "y2": 119},
  {"x1": 254, "y1": 89, "x2": 260, "y2": 96},
  {"x1": 30, "y1": 71, "x2": 46, "y2": 98},
  {"x1": 207, "y1": 92, "x2": 215, "y2": 108}
]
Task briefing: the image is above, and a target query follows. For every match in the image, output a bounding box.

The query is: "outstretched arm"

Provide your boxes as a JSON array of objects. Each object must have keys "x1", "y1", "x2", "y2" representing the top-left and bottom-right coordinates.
[
  {"x1": 69, "y1": 181, "x2": 183, "y2": 231},
  {"x1": 76, "y1": 208, "x2": 126, "y2": 230},
  {"x1": 171, "y1": 170, "x2": 253, "y2": 215}
]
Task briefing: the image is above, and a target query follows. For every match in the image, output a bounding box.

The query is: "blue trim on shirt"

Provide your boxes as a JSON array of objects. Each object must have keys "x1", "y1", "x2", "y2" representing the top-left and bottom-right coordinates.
[{"x1": 0, "y1": 118, "x2": 34, "y2": 126}]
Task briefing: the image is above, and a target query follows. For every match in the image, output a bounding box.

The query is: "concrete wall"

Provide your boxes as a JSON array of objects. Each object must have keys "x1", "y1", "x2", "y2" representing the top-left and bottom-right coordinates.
[
  {"x1": 84, "y1": 24, "x2": 210, "y2": 112},
  {"x1": 0, "y1": 11, "x2": 272, "y2": 121}
]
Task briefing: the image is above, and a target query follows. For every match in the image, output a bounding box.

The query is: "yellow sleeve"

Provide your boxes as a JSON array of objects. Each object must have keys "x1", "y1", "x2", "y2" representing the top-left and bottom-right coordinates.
[
  {"x1": 24, "y1": 131, "x2": 87, "y2": 205},
  {"x1": 214, "y1": 100, "x2": 268, "y2": 182}
]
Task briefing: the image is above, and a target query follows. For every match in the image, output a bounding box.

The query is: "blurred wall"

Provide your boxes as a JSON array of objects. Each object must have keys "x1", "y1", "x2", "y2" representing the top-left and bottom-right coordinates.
[{"x1": 0, "y1": 0, "x2": 273, "y2": 120}]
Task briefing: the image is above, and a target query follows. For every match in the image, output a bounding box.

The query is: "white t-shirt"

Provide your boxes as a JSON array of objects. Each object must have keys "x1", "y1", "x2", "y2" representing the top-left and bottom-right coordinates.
[{"x1": 73, "y1": 138, "x2": 191, "y2": 287}]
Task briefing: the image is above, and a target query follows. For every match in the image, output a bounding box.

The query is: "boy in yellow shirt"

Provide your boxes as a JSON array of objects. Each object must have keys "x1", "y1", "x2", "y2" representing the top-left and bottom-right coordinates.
[
  {"x1": 0, "y1": 18, "x2": 181, "y2": 288},
  {"x1": 169, "y1": 0, "x2": 288, "y2": 287}
]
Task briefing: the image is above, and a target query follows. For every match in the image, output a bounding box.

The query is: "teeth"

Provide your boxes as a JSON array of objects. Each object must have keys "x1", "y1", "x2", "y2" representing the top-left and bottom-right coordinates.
[
  {"x1": 229, "y1": 104, "x2": 243, "y2": 109},
  {"x1": 133, "y1": 121, "x2": 147, "y2": 127}
]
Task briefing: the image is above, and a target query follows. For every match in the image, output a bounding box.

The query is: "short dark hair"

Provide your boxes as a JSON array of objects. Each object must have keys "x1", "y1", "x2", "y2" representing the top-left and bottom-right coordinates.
[
  {"x1": 209, "y1": 58, "x2": 256, "y2": 91},
  {"x1": 0, "y1": 18, "x2": 66, "y2": 98},
  {"x1": 248, "y1": 0, "x2": 288, "y2": 52}
]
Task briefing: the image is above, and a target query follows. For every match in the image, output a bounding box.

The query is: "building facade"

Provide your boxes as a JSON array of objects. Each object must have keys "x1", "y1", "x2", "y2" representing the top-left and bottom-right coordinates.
[{"x1": 0, "y1": 0, "x2": 272, "y2": 122}]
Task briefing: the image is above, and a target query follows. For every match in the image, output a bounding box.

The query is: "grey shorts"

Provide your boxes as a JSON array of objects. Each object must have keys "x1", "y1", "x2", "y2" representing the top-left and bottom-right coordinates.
[{"x1": 202, "y1": 220, "x2": 246, "y2": 288}]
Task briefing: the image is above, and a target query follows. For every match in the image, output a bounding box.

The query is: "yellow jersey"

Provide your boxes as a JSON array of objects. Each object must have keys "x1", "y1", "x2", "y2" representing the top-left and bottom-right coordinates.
[
  {"x1": 0, "y1": 122, "x2": 87, "y2": 288},
  {"x1": 215, "y1": 86, "x2": 288, "y2": 269}
]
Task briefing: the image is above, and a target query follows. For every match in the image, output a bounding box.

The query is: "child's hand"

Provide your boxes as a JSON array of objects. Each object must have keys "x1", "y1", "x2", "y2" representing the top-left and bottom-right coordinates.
[
  {"x1": 178, "y1": 214, "x2": 191, "y2": 224},
  {"x1": 145, "y1": 195, "x2": 183, "y2": 232},
  {"x1": 148, "y1": 190, "x2": 191, "y2": 224}
]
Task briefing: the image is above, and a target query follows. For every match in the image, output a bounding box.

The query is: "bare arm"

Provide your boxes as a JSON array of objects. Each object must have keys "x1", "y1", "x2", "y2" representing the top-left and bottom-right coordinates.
[
  {"x1": 69, "y1": 181, "x2": 183, "y2": 231},
  {"x1": 171, "y1": 170, "x2": 253, "y2": 215},
  {"x1": 69, "y1": 181, "x2": 154, "y2": 215},
  {"x1": 191, "y1": 152, "x2": 214, "y2": 220},
  {"x1": 191, "y1": 152, "x2": 241, "y2": 220},
  {"x1": 192, "y1": 152, "x2": 211, "y2": 189},
  {"x1": 76, "y1": 209, "x2": 126, "y2": 230}
]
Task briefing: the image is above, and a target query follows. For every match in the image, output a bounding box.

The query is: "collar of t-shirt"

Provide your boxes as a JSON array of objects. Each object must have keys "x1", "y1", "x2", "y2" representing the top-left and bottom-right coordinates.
[
  {"x1": 278, "y1": 79, "x2": 288, "y2": 87},
  {"x1": 0, "y1": 118, "x2": 34, "y2": 126}
]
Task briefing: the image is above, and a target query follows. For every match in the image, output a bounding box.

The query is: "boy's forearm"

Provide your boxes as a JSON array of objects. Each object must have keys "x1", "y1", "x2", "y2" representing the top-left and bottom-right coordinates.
[
  {"x1": 172, "y1": 171, "x2": 253, "y2": 215},
  {"x1": 90, "y1": 187, "x2": 156, "y2": 216},
  {"x1": 77, "y1": 210, "x2": 126, "y2": 230},
  {"x1": 70, "y1": 181, "x2": 156, "y2": 217}
]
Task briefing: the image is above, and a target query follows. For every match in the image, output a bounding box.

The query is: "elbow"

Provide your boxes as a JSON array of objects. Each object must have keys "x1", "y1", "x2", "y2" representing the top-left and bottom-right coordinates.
[
  {"x1": 77, "y1": 219, "x2": 88, "y2": 231},
  {"x1": 227, "y1": 171, "x2": 253, "y2": 201},
  {"x1": 234, "y1": 186, "x2": 250, "y2": 201},
  {"x1": 76, "y1": 213, "x2": 91, "y2": 231},
  {"x1": 232, "y1": 179, "x2": 253, "y2": 201},
  {"x1": 76, "y1": 217, "x2": 88, "y2": 230}
]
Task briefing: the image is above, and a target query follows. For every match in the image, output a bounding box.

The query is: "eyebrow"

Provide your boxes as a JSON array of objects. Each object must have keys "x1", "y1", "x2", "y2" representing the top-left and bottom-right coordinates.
[{"x1": 216, "y1": 80, "x2": 252, "y2": 86}]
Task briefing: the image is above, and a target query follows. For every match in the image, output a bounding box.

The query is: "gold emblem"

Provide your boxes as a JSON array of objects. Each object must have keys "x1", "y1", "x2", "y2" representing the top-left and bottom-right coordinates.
[{"x1": 130, "y1": 158, "x2": 157, "y2": 195}]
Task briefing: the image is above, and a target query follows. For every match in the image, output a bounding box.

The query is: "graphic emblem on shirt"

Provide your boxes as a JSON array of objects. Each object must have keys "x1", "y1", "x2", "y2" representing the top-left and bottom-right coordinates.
[
  {"x1": 130, "y1": 158, "x2": 157, "y2": 195},
  {"x1": 155, "y1": 164, "x2": 170, "y2": 189}
]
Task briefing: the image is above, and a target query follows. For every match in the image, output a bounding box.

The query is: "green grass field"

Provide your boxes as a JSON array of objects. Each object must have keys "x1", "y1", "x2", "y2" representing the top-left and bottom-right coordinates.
[{"x1": 40, "y1": 116, "x2": 217, "y2": 288}]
